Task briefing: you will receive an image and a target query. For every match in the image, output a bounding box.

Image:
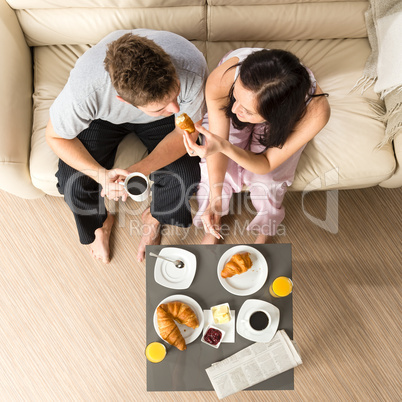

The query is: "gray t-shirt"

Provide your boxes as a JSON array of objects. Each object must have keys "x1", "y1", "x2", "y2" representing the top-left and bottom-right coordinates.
[{"x1": 50, "y1": 29, "x2": 208, "y2": 139}]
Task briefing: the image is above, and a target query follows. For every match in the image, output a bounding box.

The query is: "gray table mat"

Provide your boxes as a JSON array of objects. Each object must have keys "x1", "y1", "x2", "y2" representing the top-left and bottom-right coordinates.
[{"x1": 146, "y1": 243, "x2": 294, "y2": 392}]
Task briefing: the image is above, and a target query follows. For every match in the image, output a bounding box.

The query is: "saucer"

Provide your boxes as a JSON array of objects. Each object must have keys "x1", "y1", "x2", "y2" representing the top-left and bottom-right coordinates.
[
  {"x1": 236, "y1": 299, "x2": 280, "y2": 343},
  {"x1": 154, "y1": 248, "x2": 196, "y2": 289}
]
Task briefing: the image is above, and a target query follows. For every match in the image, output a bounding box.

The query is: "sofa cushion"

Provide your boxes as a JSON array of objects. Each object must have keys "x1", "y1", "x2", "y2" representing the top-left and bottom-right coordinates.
[
  {"x1": 207, "y1": 0, "x2": 368, "y2": 42},
  {"x1": 8, "y1": 0, "x2": 207, "y2": 46}
]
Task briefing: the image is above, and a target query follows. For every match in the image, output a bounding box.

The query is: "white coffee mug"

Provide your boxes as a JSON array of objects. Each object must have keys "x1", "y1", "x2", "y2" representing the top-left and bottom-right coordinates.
[{"x1": 122, "y1": 172, "x2": 150, "y2": 202}]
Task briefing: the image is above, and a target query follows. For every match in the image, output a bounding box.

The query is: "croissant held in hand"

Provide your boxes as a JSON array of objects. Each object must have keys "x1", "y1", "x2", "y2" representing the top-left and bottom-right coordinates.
[
  {"x1": 157, "y1": 301, "x2": 199, "y2": 351},
  {"x1": 175, "y1": 113, "x2": 195, "y2": 133},
  {"x1": 221, "y1": 252, "x2": 253, "y2": 278}
]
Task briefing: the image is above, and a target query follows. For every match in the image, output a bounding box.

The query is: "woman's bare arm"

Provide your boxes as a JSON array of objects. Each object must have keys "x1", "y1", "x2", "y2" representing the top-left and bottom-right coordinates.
[{"x1": 189, "y1": 85, "x2": 330, "y2": 175}]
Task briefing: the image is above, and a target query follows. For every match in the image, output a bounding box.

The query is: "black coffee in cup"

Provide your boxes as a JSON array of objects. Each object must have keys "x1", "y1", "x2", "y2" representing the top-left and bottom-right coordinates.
[
  {"x1": 249, "y1": 311, "x2": 269, "y2": 331},
  {"x1": 127, "y1": 176, "x2": 147, "y2": 195}
]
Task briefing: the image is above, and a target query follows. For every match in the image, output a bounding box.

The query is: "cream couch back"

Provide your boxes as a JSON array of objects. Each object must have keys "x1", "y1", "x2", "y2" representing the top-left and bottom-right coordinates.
[{"x1": 1, "y1": 0, "x2": 398, "y2": 198}]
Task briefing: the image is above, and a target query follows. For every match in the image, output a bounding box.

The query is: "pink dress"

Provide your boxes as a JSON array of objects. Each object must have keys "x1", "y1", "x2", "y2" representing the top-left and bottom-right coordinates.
[{"x1": 194, "y1": 48, "x2": 317, "y2": 236}]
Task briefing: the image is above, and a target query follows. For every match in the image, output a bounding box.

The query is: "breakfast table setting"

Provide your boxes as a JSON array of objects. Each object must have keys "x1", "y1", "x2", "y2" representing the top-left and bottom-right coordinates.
[{"x1": 145, "y1": 243, "x2": 301, "y2": 398}]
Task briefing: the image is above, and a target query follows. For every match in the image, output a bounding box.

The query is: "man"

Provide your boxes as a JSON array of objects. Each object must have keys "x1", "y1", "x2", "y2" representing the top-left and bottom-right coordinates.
[{"x1": 46, "y1": 29, "x2": 207, "y2": 263}]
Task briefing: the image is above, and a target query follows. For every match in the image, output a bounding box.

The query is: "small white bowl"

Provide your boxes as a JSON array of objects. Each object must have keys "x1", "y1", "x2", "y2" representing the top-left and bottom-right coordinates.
[
  {"x1": 201, "y1": 325, "x2": 226, "y2": 349},
  {"x1": 211, "y1": 303, "x2": 232, "y2": 325}
]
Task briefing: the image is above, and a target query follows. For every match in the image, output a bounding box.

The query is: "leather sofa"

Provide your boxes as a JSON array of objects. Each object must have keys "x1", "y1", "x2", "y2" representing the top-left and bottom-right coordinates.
[{"x1": 1, "y1": 0, "x2": 400, "y2": 199}]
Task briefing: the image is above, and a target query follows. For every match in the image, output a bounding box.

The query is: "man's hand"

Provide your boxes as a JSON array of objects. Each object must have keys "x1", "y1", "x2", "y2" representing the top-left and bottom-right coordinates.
[{"x1": 99, "y1": 168, "x2": 131, "y2": 201}]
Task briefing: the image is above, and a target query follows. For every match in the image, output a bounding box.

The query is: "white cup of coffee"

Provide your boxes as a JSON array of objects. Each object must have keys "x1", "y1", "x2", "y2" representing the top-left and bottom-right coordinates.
[{"x1": 122, "y1": 172, "x2": 150, "y2": 202}]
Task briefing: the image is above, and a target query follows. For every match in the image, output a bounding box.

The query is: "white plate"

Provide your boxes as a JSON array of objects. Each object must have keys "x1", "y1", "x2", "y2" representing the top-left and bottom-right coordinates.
[
  {"x1": 154, "y1": 248, "x2": 196, "y2": 289},
  {"x1": 153, "y1": 295, "x2": 204, "y2": 346},
  {"x1": 217, "y1": 245, "x2": 268, "y2": 296},
  {"x1": 236, "y1": 299, "x2": 280, "y2": 343}
]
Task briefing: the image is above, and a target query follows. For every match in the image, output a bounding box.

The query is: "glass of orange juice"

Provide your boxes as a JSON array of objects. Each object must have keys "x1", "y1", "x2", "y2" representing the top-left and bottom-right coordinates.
[
  {"x1": 269, "y1": 276, "x2": 293, "y2": 298},
  {"x1": 145, "y1": 342, "x2": 167, "y2": 363}
]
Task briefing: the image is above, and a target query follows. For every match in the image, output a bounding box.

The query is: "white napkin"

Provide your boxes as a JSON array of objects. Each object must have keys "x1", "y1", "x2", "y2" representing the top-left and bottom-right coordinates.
[{"x1": 203, "y1": 310, "x2": 235, "y2": 343}]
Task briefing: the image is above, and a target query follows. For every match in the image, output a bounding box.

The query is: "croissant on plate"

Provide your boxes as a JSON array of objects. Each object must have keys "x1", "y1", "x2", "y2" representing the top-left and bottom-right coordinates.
[
  {"x1": 157, "y1": 301, "x2": 199, "y2": 351},
  {"x1": 221, "y1": 252, "x2": 253, "y2": 278}
]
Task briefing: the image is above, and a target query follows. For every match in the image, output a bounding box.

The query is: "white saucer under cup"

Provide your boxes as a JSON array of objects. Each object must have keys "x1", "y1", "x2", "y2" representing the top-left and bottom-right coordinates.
[{"x1": 236, "y1": 299, "x2": 280, "y2": 343}]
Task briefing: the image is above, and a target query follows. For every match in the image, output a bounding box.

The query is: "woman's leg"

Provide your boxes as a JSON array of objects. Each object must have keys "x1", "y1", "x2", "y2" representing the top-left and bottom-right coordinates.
[
  {"x1": 244, "y1": 175, "x2": 287, "y2": 237},
  {"x1": 243, "y1": 145, "x2": 306, "y2": 240},
  {"x1": 194, "y1": 115, "x2": 252, "y2": 241},
  {"x1": 193, "y1": 160, "x2": 235, "y2": 228}
]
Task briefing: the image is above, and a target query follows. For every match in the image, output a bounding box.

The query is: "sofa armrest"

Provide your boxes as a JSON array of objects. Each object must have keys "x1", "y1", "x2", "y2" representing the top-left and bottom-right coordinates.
[
  {"x1": 0, "y1": 0, "x2": 44, "y2": 198},
  {"x1": 379, "y1": 131, "x2": 402, "y2": 188}
]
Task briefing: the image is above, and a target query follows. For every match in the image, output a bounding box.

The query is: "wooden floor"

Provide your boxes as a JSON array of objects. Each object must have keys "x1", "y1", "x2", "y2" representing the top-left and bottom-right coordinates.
[{"x1": 0, "y1": 185, "x2": 400, "y2": 401}]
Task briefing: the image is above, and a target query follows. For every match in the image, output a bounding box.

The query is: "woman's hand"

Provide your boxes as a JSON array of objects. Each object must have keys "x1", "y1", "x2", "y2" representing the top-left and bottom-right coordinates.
[
  {"x1": 201, "y1": 201, "x2": 224, "y2": 240},
  {"x1": 183, "y1": 124, "x2": 227, "y2": 158}
]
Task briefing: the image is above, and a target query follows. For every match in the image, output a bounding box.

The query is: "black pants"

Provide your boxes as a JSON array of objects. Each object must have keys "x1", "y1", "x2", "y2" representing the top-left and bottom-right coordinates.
[{"x1": 56, "y1": 116, "x2": 200, "y2": 244}]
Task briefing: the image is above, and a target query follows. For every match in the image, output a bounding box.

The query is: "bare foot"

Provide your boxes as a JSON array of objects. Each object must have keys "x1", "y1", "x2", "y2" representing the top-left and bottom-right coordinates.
[
  {"x1": 89, "y1": 213, "x2": 115, "y2": 264},
  {"x1": 201, "y1": 232, "x2": 221, "y2": 245},
  {"x1": 254, "y1": 234, "x2": 273, "y2": 244},
  {"x1": 137, "y1": 208, "x2": 161, "y2": 262}
]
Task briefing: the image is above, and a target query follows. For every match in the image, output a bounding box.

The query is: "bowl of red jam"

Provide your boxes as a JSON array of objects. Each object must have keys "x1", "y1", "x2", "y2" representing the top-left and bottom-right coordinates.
[{"x1": 201, "y1": 325, "x2": 225, "y2": 349}]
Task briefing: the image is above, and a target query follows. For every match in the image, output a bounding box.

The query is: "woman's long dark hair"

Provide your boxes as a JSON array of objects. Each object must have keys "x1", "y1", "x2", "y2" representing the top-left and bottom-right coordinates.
[{"x1": 223, "y1": 49, "x2": 328, "y2": 150}]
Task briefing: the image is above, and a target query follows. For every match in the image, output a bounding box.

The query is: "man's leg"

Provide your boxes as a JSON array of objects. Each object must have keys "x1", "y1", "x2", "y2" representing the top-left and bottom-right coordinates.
[
  {"x1": 133, "y1": 116, "x2": 201, "y2": 260},
  {"x1": 56, "y1": 119, "x2": 129, "y2": 262},
  {"x1": 150, "y1": 153, "x2": 200, "y2": 227}
]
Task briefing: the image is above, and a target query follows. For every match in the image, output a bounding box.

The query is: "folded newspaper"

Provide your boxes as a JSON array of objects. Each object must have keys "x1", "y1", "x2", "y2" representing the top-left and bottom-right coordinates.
[{"x1": 205, "y1": 330, "x2": 302, "y2": 399}]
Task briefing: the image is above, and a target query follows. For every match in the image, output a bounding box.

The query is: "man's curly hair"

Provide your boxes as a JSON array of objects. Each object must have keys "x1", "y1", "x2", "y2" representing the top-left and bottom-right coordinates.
[{"x1": 104, "y1": 33, "x2": 179, "y2": 107}]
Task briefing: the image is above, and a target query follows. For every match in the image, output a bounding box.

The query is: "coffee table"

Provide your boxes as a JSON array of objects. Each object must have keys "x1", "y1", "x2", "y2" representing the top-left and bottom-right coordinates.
[{"x1": 146, "y1": 243, "x2": 293, "y2": 392}]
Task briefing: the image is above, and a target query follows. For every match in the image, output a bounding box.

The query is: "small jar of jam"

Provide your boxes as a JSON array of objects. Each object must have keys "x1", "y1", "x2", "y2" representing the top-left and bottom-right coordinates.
[{"x1": 202, "y1": 325, "x2": 225, "y2": 348}]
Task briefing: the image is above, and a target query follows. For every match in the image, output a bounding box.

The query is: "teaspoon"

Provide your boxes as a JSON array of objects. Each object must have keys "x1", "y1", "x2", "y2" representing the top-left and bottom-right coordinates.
[{"x1": 149, "y1": 252, "x2": 185, "y2": 269}]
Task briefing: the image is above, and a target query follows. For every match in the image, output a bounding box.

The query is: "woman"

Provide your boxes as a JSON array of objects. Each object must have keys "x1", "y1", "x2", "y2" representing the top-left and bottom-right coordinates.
[{"x1": 183, "y1": 48, "x2": 330, "y2": 244}]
